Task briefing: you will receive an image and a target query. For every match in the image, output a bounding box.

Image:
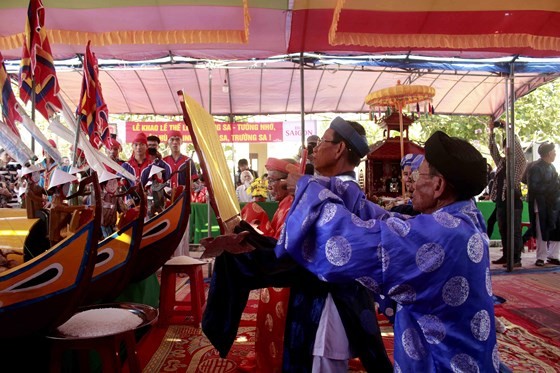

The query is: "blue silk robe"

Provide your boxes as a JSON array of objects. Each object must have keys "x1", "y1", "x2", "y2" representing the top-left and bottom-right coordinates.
[
  {"x1": 202, "y1": 174, "x2": 392, "y2": 372},
  {"x1": 275, "y1": 176, "x2": 499, "y2": 372}
]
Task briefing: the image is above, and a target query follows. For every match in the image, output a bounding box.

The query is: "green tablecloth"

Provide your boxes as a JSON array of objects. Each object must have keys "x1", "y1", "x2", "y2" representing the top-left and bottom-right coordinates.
[
  {"x1": 190, "y1": 201, "x2": 528, "y2": 243},
  {"x1": 116, "y1": 273, "x2": 160, "y2": 308},
  {"x1": 190, "y1": 202, "x2": 278, "y2": 244},
  {"x1": 476, "y1": 201, "x2": 530, "y2": 240}
]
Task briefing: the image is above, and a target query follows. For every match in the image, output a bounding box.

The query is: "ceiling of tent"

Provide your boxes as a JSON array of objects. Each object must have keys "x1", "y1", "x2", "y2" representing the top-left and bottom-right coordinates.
[
  {"x1": 1, "y1": 0, "x2": 560, "y2": 117},
  {"x1": 37, "y1": 56, "x2": 559, "y2": 118}
]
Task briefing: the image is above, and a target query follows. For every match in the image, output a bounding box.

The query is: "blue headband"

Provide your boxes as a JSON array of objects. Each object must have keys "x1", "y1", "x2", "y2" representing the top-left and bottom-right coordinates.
[
  {"x1": 329, "y1": 117, "x2": 370, "y2": 158},
  {"x1": 400, "y1": 153, "x2": 424, "y2": 171}
]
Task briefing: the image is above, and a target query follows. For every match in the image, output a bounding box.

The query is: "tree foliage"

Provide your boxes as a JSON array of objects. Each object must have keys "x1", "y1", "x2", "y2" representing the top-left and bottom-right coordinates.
[
  {"x1": 514, "y1": 79, "x2": 560, "y2": 143},
  {"x1": 409, "y1": 79, "x2": 560, "y2": 146}
]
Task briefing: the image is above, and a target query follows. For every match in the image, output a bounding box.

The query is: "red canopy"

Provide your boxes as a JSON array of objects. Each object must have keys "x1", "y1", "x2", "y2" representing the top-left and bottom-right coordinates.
[
  {"x1": 1, "y1": 1, "x2": 559, "y2": 116},
  {"x1": 1, "y1": 1, "x2": 559, "y2": 60}
]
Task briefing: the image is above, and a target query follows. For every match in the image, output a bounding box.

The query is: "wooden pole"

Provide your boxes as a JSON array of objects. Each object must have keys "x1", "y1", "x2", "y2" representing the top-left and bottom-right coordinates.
[
  {"x1": 207, "y1": 69, "x2": 212, "y2": 238},
  {"x1": 30, "y1": 79, "x2": 36, "y2": 153},
  {"x1": 398, "y1": 103, "x2": 405, "y2": 198}
]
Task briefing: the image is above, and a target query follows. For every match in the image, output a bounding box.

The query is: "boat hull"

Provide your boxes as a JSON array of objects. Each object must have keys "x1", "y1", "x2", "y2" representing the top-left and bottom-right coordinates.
[
  {"x1": 83, "y1": 214, "x2": 144, "y2": 304},
  {"x1": 0, "y1": 218, "x2": 98, "y2": 338},
  {"x1": 131, "y1": 191, "x2": 190, "y2": 282}
]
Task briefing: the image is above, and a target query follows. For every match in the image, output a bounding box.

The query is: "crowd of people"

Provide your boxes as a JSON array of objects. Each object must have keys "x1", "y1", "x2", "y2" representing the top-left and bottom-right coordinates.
[
  {"x1": 233, "y1": 135, "x2": 319, "y2": 204},
  {"x1": 197, "y1": 116, "x2": 560, "y2": 372},
  {"x1": 0, "y1": 148, "x2": 22, "y2": 209},
  {"x1": 2, "y1": 115, "x2": 560, "y2": 371},
  {"x1": 0, "y1": 130, "x2": 201, "y2": 249}
]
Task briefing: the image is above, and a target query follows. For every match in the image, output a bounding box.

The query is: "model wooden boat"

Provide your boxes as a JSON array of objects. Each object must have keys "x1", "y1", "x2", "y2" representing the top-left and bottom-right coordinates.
[
  {"x1": 0, "y1": 209, "x2": 38, "y2": 270},
  {"x1": 82, "y1": 184, "x2": 147, "y2": 304},
  {"x1": 130, "y1": 187, "x2": 191, "y2": 282},
  {"x1": 0, "y1": 173, "x2": 101, "y2": 338}
]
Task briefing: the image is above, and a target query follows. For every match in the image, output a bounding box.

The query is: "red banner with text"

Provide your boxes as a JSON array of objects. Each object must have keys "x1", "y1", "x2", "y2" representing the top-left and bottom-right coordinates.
[{"x1": 126, "y1": 121, "x2": 284, "y2": 143}]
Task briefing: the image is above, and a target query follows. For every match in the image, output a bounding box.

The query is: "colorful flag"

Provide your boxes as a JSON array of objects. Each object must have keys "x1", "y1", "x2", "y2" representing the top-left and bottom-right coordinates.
[
  {"x1": 77, "y1": 41, "x2": 110, "y2": 149},
  {"x1": 19, "y1": 0, "x2": 62, "y2": 120},
  {"x1": 0, "y1": 52, "x2": 22, "y2": 136}
]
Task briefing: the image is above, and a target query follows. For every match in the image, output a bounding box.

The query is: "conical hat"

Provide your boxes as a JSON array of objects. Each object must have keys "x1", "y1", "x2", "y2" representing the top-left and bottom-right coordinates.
[
  {"x1": 21, "y1": 164, "x2": 43, "y2": 177},
  {"x1": 99, "y1": 170, "x2": 119, "y2": 184},
  {"x1": 48, "y1": 168, "x2": 78, "y2": 190},
  {"x1": 69, "y1": 165, "x2": 89, "y2": 175},
  {"x1": 148, "y1": 165, "x2": 165, "y2": 179}
]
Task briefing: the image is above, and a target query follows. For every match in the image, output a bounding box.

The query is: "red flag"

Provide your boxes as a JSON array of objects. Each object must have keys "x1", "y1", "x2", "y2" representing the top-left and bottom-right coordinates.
[
  {"x1": 19, "y1": 0, "x2": 62, "y2": 120},
  {"x1": 77, "y1": 41, "x2": 110, "y2": 149},
  {"x1": 0, "y1": 52, "x2": 22, "y2": 136}
]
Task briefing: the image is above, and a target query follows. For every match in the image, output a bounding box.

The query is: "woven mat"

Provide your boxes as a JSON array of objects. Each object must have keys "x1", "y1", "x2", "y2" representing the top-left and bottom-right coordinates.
[
  {"x1": 492, "y1": 271, "x2": 560, "y2": 344},
  {"x1": 139, "y1": 272, "x2": 560, "y2": 372},
  {"x1": 497, "y1": 316, "x2": 560, "y2": 372},
  {"x1": 141, "y1": 290, "x2": 259, "y2": 373}
]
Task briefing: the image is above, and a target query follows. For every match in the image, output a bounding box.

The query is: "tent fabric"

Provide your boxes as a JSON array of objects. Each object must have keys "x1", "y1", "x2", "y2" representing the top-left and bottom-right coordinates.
[
  {"x1": 46, "y1": 57, "x2": 559, "y2": 118},
  {"x1": 1, "y1": 1, "x2": 560, "y2": 60},
  {"x1": 0, "y1": 1, "x2": 560, "y2": 117},
  {"x1": 0, "y1": 1, "x2": 286, "y2": 61},
  {"x1": 294, "y1": 0, "x2": 560, "y2": 58}
]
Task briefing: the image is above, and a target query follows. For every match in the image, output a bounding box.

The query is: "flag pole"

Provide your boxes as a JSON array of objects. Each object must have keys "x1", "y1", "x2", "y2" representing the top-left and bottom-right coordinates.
[
  {"x1": 55, "y1": 95, "x2": 135, "y2": 183},
  {"x1": 30, "y1": 80, "x2": 36, "y2": 153},
  {"x1": 70, "y1": 54, "x2": 84, "y2": 169},
  {"x1": 61, "y1": 93, "x2": 83, "y2": 206},
  {"x1": 21, "y1": 0, "x2": 63, "y2": 162},
  {"x1": 27, "y1": 6, "x2": 36, "y2": 154}
]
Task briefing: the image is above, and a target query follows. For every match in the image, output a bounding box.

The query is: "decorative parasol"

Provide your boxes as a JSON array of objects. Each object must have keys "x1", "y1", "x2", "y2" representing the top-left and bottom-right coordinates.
[{"x1": 365, "y1": 81, "x2": 435, "y2": 196}]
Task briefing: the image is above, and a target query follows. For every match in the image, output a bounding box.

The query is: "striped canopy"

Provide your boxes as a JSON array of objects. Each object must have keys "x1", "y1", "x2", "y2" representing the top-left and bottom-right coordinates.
[
  {"x1": 0, "y1": 0, "x2": 559, "y2": 116},
  {"x1": 1, "y1": 1, "x2": 560, "y2": 60}
]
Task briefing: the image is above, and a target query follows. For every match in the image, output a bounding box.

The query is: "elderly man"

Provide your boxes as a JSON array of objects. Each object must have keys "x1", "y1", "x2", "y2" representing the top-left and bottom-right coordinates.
[
  {"x1": 488, "y1": 120, "x2": 526, "y2": 267},
  {"x1": 276, "y1": 131, "x2": 498, "y2": 372},
  {"x1": 202, "y1": 117, "x2": 391, "y2": 373},
  {"x1": 400, "y1": 153, "x2": 424, "y2": 197},
  {"x1": 389, "y1": 153, "x2": 424, "y2": 216},
  {"x1": 527, "y1": 142, "x2": 560, "y2": 266},
  {"x1": 235, "y1": 158, "x2": 258, "y2": 187},
  {"x1": 237, "y1": 158, "x2": 297, "y2": 371}
]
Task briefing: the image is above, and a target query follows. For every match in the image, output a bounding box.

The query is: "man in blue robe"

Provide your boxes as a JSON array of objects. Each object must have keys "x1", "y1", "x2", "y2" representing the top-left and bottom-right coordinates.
[
  {"x1": 201, "y1": 117, "x2": 392, "y2": 372},
  {"x1": 276, "y1": 130, "x2": 499, "y2": 372}
]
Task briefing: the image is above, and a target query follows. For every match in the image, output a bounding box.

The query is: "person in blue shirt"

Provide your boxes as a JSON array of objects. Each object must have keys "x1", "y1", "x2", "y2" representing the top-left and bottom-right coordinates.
[
  {"x1": 389, "y1": 153, "x2": 424, "y2": 216},
  {"x1": 276, "y1": 131, "x2": 499, "y2": 372}
]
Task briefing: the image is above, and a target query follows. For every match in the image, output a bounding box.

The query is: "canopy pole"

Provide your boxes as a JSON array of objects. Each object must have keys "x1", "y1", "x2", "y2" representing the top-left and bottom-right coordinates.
[
  {"x1": 208, "y1": 68, "x2": 213, "y2": 238},
  {"x1": 299, "y1": 52, "x2": 305, "y2": 150},
  {"x1": 398, "y1": 103, "x2": 406, "y2": 198},
  {"x1": 71, "y1": 111, "x2": 82, "y2": 169},
  {"x1": 505, "y1": 63, "x2": 516, "y2": 272},
  {"x1": 30, "y1": 80, "x2": 36, "y2": 153}
]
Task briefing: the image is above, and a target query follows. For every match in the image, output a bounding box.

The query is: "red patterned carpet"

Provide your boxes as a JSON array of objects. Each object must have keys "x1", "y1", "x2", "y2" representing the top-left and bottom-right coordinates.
[
  {"x1": 492, "y1": 271, "x2": 560, "y2": 372},
  {"x1": 139, "y1": 290, "x2": 258, "y2": 373},
  {"x1": 137, "y1": 272, "x2": 560, "y2": 372},
  {"x1": 492, "y1": 272, "x2": 560, "y2": 343}
]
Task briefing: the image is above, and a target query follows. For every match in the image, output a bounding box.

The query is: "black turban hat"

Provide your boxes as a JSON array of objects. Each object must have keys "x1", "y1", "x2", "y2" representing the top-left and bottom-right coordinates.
[
  {"x1": 425, "y1": 131, "x2": 487, "y2": 200},
  {"x1": 538, "y1": 142, "x2": 555, "y2": 157}
]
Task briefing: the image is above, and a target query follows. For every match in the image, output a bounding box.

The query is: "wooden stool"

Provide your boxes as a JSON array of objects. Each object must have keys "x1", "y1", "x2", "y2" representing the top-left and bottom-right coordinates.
[
  {"x1": 526, "y1": 237, "x2": 536, "y2": 252},
  {"x1": 47, "y1": 303, "x2": 157, "y2": 373},
  {"x1": 159, "y1": 256, "x2": 206, "y2": 326},
  {"x1": 49, "y1": 329, "x2": 139, "y2": 373},
  {"x1": 521, "y1": 222, "x2": 536, "y2": 252}
]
